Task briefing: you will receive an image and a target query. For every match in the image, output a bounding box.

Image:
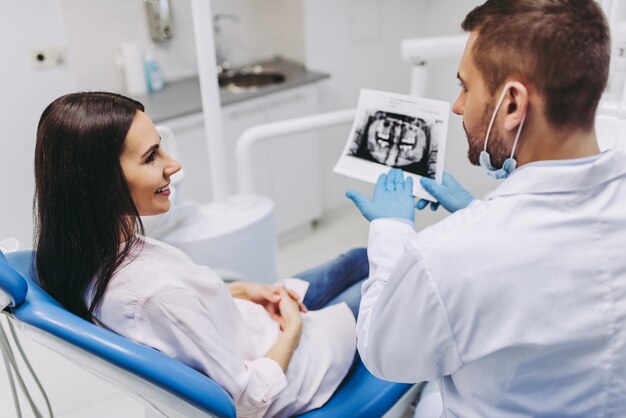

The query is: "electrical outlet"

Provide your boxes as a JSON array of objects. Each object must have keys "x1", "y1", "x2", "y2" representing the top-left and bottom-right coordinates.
[{"x1": 31, "y1": 46, "x2": 66, "y2": 69}]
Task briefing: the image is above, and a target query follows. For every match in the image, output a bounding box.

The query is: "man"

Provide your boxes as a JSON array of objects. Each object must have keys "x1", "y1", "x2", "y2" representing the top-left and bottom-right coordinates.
[{"x1": 346, "y1": 1, "x2": 626, "y2": 416}]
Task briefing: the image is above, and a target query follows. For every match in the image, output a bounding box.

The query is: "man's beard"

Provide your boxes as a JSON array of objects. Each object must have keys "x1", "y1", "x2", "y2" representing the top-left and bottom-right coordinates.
[{"x1": 463, "y1": 101, "x2": 511, "y2": 168}]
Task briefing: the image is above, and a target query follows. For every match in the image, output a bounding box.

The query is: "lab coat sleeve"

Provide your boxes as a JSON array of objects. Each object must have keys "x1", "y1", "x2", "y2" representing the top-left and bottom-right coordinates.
[
  {"x1": 357, "y1": 219, "x2": 463, "y2": 383},
  {"x1": 139, "y1": 286, "x2": 287, "y2": 418}
]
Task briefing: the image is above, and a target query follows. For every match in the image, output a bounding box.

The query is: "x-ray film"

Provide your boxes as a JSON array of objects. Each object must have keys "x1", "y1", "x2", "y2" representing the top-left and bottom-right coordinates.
[{"x1": 334, "y1": 89, "x2": 450, "y2": 201}]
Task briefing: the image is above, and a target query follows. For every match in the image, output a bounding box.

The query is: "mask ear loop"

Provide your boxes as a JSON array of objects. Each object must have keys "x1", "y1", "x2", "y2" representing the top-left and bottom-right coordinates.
[
  {"x1": 483, "y1": 84, "x2": 511, "y2": 153},
  {"x1": 508, "y1": 112, "x2": 526, "y2": 160}
]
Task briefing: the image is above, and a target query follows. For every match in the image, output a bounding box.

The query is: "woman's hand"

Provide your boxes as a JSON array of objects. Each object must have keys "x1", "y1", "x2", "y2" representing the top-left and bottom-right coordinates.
[
  {"x1": 229, "y1": 281, "x2": 279, "y2": 303},
  {"x1": 264, "y1": 288, "x2": 304, "y2": 372},
  {"x1": 228, "y1": 282, "x2": 307, "y2": 320},
  {"x1": 274, "y1": 288, "x2": 303, "y2": 337}
]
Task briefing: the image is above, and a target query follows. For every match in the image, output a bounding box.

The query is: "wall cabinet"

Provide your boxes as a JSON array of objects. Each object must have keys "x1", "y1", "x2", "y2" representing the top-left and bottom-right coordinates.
[{"x1": 160, "y1": 83, "x2": 322, "y2": 235}]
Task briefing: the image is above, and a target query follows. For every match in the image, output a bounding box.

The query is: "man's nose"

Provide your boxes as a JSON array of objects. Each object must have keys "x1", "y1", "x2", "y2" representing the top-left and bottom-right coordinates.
[{"x1": 452, "y1": 95, "x2": 464, "y2": 115}]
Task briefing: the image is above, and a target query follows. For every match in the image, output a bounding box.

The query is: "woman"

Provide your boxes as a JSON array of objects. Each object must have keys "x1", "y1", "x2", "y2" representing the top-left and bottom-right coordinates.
[{"x1": 33, "y1": 92, "x2": 368, "y2": 418}]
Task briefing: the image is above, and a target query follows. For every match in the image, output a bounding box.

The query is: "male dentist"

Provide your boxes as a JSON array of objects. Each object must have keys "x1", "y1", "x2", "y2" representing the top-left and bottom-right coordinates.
[{"x1": 347, "y1": 1, "x2": 626, "y2": 416}]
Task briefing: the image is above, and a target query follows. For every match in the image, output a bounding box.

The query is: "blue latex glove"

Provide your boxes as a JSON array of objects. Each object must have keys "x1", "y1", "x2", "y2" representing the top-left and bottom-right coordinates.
[
  {"x1": 346, "y1": 168, "x2": 415, "y2": 222},
  {"x1": 416, "y1": 172, "x2": 474, "y2": 213}
]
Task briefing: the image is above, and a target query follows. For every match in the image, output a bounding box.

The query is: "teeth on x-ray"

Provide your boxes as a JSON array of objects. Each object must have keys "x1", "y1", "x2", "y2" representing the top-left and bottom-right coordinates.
[
  {"x1": 350, "y1": 109, "x2": 437, "y2": 179},
  {"x1": 334, "y1": 89, "x2": 450, "y2": 202}
]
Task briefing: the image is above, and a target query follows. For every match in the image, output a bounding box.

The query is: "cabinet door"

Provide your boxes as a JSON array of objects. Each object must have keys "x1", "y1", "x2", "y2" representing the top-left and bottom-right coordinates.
[
  {"x1": 265, "y1": 85, "x2": 322, "y2": 234},
  {"x1": 221, "y1": 96, "x2": 271, "y2": 198}
]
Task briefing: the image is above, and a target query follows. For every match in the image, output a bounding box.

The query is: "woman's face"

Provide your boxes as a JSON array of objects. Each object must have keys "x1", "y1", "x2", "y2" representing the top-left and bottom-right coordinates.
[{"x1": 120, "y1": 111, "x2": 181, "y2": 216}]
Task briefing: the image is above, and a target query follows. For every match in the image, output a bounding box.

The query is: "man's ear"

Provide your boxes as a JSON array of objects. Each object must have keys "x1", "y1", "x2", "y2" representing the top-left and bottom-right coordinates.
[{"x1": 503, "y1": 81, "x2": 528, "y2": 132}]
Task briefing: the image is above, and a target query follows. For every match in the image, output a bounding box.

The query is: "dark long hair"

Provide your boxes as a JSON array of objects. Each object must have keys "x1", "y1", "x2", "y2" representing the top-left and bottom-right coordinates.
[{"x1": 34, "y1": 92, "x2": 145, "y2": 320}]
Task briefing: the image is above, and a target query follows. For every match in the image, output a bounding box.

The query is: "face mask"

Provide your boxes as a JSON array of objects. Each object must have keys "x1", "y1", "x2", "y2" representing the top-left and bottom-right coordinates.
[{"x1": 479, "y1": 82, "x2": 527, "y2": 179}]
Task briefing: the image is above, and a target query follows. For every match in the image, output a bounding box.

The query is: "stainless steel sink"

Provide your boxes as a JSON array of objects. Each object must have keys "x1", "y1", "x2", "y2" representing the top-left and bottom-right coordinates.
[{"x1": 218, "y1": 67, "x2": 286, "y2": 92}]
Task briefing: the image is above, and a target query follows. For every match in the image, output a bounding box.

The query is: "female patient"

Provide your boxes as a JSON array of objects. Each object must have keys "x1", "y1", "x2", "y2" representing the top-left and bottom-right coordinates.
[{"x1": 33, "y1": 92, "x2": 368, "y2": 418}]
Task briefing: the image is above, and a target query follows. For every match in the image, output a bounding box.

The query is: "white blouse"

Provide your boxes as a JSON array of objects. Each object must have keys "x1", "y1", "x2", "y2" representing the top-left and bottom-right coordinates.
[{"x1": 90, "y1": 237, "x2": 356, "y2": 418}]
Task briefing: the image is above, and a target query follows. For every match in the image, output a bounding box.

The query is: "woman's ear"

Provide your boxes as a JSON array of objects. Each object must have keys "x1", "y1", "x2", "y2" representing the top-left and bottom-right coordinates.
[{"x1": 503, "y1": 81, "x2": 528, "y2": 132}]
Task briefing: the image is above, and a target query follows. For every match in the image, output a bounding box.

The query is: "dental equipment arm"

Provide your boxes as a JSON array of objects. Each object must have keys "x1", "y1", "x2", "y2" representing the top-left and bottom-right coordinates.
[
  {"x1": 401, "y1": 34, "x2": 468, "y2": 97},
  {"x1": 236, "y1": 109, "x2": 356, "y2": 195}
]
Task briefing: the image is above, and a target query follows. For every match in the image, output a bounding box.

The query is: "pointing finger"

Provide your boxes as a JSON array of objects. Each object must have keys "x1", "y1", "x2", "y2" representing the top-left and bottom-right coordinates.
[{"x1": 405, "y1": 176, "x2": 414, "y2": 196}]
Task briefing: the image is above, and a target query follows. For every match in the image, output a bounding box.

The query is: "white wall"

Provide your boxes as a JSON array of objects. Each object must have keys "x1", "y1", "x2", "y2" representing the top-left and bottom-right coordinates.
[
  {"x1": 60, "y1": 0, "x2": 198, "y2": 92},
  {"x1": 0, "y1": 1, "x2": 76, "y2": 249},
  {"x1": 211, "y1": 0, "x2": 305, "y2": 67}
]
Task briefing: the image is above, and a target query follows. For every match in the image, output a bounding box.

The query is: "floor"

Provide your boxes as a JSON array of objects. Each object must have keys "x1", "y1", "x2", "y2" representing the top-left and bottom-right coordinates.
[
  {"x1": 3, "y1": 204, "x2": 421, "y2": 418},
  {"x1": 276, "y1": 204, "x2": 370, "y2": 278}
]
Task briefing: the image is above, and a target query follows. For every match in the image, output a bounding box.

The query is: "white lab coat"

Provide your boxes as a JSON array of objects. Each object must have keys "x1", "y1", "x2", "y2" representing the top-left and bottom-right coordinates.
[
  {"x1": 358, "y1": 150, "x2": 626, "y2": 417},
  {"x1": 90, "y1": 237, "x2": 355, "y2": 418}
]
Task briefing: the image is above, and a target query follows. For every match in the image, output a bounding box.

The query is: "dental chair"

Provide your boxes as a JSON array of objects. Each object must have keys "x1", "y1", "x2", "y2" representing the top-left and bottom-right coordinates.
[{"x1": 0, "y1": 250, "x2": 413, "y2": 418}]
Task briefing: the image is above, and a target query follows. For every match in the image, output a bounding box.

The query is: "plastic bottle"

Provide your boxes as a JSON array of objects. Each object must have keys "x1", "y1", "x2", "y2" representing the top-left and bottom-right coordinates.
[
  {"x1": 120, "y1": 41, "x2": 148, "y2": 95},
  {"x1": 144, "y1": 50, "x2": 164, "y2": 93}
]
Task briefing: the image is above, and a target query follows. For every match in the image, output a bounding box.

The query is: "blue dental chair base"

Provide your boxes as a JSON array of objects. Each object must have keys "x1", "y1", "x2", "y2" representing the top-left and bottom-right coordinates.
[{"x1": 0, "y1": 250, "x2": 412, "y2": 417}]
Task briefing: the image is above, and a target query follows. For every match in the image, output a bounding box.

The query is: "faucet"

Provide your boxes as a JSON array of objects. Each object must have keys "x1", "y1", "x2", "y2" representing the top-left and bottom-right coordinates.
[{"x1": 213, "y1": 13, "x2": 239, "y2": 73}]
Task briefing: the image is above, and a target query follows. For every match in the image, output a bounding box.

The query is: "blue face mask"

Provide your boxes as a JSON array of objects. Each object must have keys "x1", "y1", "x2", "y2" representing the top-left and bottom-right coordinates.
[{"x1": 479, "y1": 82, "x2": 526, "y2": 179}]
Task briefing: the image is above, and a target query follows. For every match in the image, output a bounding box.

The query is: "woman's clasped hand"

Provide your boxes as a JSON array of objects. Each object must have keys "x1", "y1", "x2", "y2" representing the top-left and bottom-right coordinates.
[{"x1": 228, "y1": 282, "x2": 307, "y2": 330}]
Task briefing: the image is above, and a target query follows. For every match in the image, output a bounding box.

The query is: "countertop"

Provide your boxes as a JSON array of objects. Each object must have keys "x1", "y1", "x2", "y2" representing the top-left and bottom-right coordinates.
[{"x1": 135, "y1": 57, "x2": 330, "y2": 123}]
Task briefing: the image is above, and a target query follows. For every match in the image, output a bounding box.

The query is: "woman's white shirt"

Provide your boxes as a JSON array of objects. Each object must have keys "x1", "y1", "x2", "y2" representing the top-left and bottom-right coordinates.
[{"x1": 89, "y1": 236, "x2": 356, "y2": 418}]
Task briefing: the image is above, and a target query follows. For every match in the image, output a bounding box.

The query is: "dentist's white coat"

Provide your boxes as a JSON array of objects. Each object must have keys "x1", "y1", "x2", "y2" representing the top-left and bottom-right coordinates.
[{"x1": 358, "y1": 150, "x2": 626, "y2": 417}]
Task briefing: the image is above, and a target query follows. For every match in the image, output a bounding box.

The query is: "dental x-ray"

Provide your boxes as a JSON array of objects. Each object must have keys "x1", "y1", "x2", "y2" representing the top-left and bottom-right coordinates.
[{"x1": 334, "y1": 89, "x2": 450, "y2": 201}]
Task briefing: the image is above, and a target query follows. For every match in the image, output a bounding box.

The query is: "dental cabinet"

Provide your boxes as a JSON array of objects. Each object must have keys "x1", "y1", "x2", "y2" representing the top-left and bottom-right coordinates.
[
  {"x1": 223, "y1": 85, "x2": 323, "y2": 235},
  {"x1": 148, "y1": 69, "x2": 327, "y2": 236}
]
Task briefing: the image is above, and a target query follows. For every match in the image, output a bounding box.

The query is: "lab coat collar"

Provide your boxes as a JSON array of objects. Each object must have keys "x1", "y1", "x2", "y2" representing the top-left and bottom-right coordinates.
[{"x1": 486, "y1": 149, "x2": 626, "y2": 199}]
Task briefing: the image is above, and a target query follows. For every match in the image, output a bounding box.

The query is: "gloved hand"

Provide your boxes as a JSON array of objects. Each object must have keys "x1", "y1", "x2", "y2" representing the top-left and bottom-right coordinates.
[
  {"x1": 416, "y1": 172, "x2": 474, "y2": 213},
  {"x1": 346, "y1": 168, "x2": 415, "y2": 222}
]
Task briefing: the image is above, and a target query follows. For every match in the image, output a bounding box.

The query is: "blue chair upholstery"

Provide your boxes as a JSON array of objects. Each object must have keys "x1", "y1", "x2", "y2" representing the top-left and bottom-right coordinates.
[
  {"x1": 3, "y1": 251, "x2": 236, "y2": 418},
  {"x1": 1, "y1": 250, "x2": 412, "y2": 417},
  {"x1": 296, "y1": 355, "x2": 412, "y2": 418},
  {"x1": 0, "y1": 250, "x2": 27, "y2": 308}
]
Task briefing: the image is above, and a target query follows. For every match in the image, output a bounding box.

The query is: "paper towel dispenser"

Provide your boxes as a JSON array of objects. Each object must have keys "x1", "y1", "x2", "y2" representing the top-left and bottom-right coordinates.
[{"x1": 144, "y1": 0, "x2": 174, "y2": 43}]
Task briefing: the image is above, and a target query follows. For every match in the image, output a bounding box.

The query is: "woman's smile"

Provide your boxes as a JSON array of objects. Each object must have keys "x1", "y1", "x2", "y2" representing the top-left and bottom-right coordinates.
[{"x1": 155, "y1": 184, "x2": 171, "y2": 197}]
